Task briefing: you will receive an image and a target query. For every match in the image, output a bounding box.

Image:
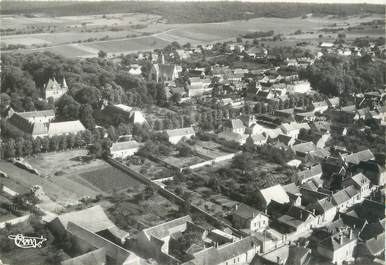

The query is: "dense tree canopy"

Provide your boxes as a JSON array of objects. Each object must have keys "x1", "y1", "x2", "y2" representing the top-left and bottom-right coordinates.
[{"x1": 300, "y1": 54, "x2": 385, "y2": 96}]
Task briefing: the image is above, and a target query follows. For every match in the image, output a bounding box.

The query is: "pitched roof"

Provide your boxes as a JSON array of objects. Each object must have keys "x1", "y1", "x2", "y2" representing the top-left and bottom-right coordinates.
[
  {"x1": 283, "y1": 183, "x2": 300, "y2": 195},
  {"x1": 188, "y1": 236, "x2": 260, "y2": 265},
  {"x1": 281, "y1": 122, "x2": 310, "y2": 132},
  {"x1": 350, "y1": 173, "x2": 371, "y2": 188},
  {"x1": 224, "y1": 119, "x2": 245, "y2": 130},
  {"x1": 332, "y1": 189, "x2": 350, "y2": 206},
  {"x1": 110, "y1": 140, "x2": 142, "y2": 152},
  {"x1": 143, "y1": 215, "x2": 192, "y2": 240},
  {"x1": 342, "y1": 149, "x2": 375, "y2": 165},
  {"x1": 48, "y1": 120, "x2": 85, "y2": 136},
  {"x1": 113, "y1": 104, "x2": 132, "y2": 113},
  {"x1": 157, "y1": 64, "x2": 177, "y2": 79},
  {"x1": 54, "y1": 205, "x2": 115, "y2": 233},
  {"x1": 17, "y1": 110, "x2": 55, "y2": 120},
  {"x1": 297, "y1": 164, "x2": 322, "y2": 182},
  {"x1": 129, "y1": 111, "x2": 147, "y2": 124},
  {"x1": 258, "y1": 184, "x2": 290, "y2": 205},
  {"x1": 363, "y1": 232, "x2": 385, "y2": 256},
  {"x1": 359, "y1": 221, "x2": 385, "y2": 241},
  {"x1": 166, "y1": 127, "x2": 195, "y2": 138},
  {"x1": 291, "y1": 142, "x2": 317, "y2": 154},
  {"x1": 233, "y1": 203, "x2": 266, "y2": 220},
  {"x1": 45, "y1": 78, "x2": 61, "y2": 90},
  {"x1": 319, "y1": 231, "x2": 357, "y2": 251},
  {"x1": 7, "y1": 114, "x2": 48, "y2": 136},
  {"x1": 327, "y1": 97, "x2": 340, "y2": 106},
  {"x1": 61, "y1": 248, "x2": 106, "y2": 265}
]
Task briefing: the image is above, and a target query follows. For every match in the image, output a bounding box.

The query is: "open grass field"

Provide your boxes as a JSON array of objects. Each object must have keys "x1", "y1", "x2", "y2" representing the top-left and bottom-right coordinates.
[
  {"x1": 1, "y1": 13, "x2": 383, "y2": 58},
  {"x1": 0, "y1": 150, "x2": 145, "y2": 208}
]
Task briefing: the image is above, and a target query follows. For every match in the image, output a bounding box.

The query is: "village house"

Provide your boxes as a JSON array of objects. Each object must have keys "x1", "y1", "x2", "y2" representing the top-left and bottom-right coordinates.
[
  {"x1": 312, "y1": 100, "x2": 329, "y2": 114},
  {"x1": 232, "y1": 203, "x2": 269, "y2": 233},
  {"x1": 257, "y1": 184, "x2": 290, "y2": 210},
  {"x1": 342, "y1": 173, "x2": 372, "y2": 198},
  {"x1": 134, "y1": 215, "x2": 193, "y2": 262},
  {"x1": 327, "y1": 97, "x2": 340, "y2": 109},
  {"x1": 280, "y1": 122, "x2": 310, "y2": 138},
  {"x1": 44, "y1": 77, "x2": 68, "y2": 101},
  {"x1": 223, "y1": 119, "x2": 246, "y2": 135},
  {"x1": 183, "y1": 236, "x2": 260, "y2": 265},
  {"x1": 316, "y1": 228, "x2": 357, "y2": 265},
  {"x1": 166, "y1": 127, "x2": 195, "y2": 144},
  {"x1": 49, "y1": 205, "x2": 139, "y2": 265},
  {"x1": 297, "y1": 164, "x2": 323, "y2": 184},
  {"x1": 341, "y1": 149, "x2": 375, "y2": 166},
  {"x1": 249, "y1": 134, "x2": 268, "y2": 146},
  {"x1": 276, "y1": 205, "x2": 317, "y2": 233},
  {"x1": 291, "y1": 141, "x2": 318, "y2": 160},
  {"x1": 286, "y1": 81, "x2": 312, "y2": 94},
  {"x1": 110, "y1": 140, "x2": 142, "y2": 159},
  {"x1": 253, "y1": 244, "x2": 311, "y2": 265},
  {"x1": 128, "y1": 64, "x2": 142, "y2": 76}
]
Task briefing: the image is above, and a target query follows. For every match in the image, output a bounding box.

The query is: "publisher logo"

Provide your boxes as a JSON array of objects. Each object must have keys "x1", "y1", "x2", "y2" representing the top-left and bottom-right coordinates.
[{"x1": 8, "y1": 234, "x2": 47, "y2": 248}]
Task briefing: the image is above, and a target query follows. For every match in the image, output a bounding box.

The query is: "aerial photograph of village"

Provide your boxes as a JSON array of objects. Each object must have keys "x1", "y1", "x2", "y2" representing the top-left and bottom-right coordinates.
[{"x1": 0, "y1": 0, "x2": 384, "y2": 264}]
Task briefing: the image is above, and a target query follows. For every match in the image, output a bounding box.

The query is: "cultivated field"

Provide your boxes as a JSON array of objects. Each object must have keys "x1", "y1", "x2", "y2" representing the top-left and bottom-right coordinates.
[
  {"x1": 80, "y1": 165, "x2": 144, "y2": 192},
  {"x1": 1, "y1": 13, "x2": 382, "y2": 58}
]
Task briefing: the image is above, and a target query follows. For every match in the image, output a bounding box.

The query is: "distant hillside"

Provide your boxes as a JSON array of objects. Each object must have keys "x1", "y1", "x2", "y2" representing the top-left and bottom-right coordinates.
[{"x1": 0, "y1": 1, "x2": 384, "y2": 23}]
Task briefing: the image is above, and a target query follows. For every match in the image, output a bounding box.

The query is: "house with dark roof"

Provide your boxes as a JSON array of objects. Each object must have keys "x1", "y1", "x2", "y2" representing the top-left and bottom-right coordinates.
[
  {"x1": 232, "y1": 203, "x2": 269, "y2": 233},
  {"x1": 306, "y1": 197, "x2": 337, "y2": 225},
  {"x1": 276, "y1": 205, "x2": 316, "y2": 233},
  {"x1": 343, "y1": 173, "x2": 372, "y2": 198},
  {"x1": 316, "y1": 228, "x2": 358, "y2": 265},
  {"x1": 252, "y1": 244, "x2": 311, "y2": 265}
]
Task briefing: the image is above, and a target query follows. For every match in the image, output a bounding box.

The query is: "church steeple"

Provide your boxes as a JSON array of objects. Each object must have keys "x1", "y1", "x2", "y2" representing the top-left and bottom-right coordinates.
[{"x1": 62, "y1": 77, "x2": 68, "y2": 89}]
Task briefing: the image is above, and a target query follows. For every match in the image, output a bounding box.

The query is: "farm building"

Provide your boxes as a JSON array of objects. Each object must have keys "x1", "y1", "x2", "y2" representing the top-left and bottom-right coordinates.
[
  {"x1": 48, "y1": 120, "x2": 86, "y2": 136},
  {"x1": 110, "y1": 140, "x2": 142, "y2": 159}
]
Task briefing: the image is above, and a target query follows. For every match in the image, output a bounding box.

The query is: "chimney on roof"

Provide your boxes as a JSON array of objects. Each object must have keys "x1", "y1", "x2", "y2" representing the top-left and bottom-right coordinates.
[
  {"x1": 312, "y1": 209, "x2": 316, "y2": 215},
  {"x1": 339, "y1": 234, "x2": 344, "y2": 245},
  {"x1": 349, "y1": 228, "x2": 353, "y2": 240},
  {"x1": 235, "y1": 204, "x2": 239, "y2": 211}
]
